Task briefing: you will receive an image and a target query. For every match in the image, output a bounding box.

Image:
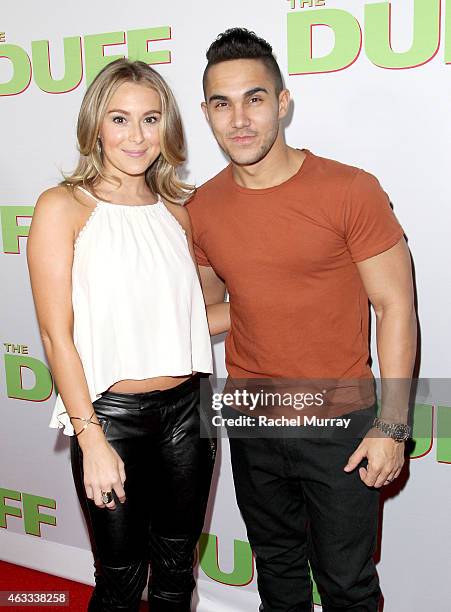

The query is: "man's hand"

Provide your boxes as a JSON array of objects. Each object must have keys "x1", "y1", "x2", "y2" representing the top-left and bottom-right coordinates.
[{"x1": 343, "y1": 428, "x2": 405, "y2": 487}]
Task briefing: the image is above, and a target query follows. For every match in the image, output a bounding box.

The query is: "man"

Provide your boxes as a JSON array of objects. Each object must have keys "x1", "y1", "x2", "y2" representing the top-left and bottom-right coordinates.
[{"x1": 187, "y1": 28, "x2": 416, "y2": 612}]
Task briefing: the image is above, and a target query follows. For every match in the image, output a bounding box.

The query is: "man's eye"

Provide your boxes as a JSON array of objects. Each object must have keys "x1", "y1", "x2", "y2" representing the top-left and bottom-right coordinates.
[
  {"x1": 215, "y1": 102, "x2": 228, "y2": 109},
  {"x1": 250, "y1": 97, "x2": 262, "y2": 103}
]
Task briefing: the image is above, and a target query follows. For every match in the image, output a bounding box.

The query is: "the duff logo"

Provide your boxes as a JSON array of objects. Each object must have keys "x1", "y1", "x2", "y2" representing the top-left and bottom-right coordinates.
[
  {"x1": 3, "y1": 343, "x2": 54, "y2": 402},
  {"x1": 0, "y1": 26, "x2": 171, "y2": 96}
]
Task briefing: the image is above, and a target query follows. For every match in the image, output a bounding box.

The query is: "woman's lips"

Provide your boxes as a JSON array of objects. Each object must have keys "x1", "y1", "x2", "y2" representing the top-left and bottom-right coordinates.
[{"x1": 122, "y1": 149, "x2": 147, "y2": 157}]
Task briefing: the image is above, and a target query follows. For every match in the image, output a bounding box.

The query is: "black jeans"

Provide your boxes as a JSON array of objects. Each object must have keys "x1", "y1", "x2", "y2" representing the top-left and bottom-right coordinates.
[
  {"x1": 226, "y1": 405, "x2": 381, "y2": 612},
  {"x1": 71, "y1": 375, "x2": 216, "y2": 611}
]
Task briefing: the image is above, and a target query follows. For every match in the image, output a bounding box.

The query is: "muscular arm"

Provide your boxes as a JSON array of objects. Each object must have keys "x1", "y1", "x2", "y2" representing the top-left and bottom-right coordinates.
[
  {"x1": 357, "y1": 236, "x2": 417, "y2": 422},
  {"x1": 27, "y1": 188, "x2": 125, "y2": 507},
  {"x1": 344, "y1": 237, "x2": 417, "y2": 487},
  {"x1": 167, "y1": 203, "x2": 229, "y2": 335}
]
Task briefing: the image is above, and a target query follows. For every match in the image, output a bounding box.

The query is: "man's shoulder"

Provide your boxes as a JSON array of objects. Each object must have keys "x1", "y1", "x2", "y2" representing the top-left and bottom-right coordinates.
[
  {"x1": 188, "y1": 165, "x2": 232, "y2": 209},
  {"x1": 307, "y1": 151, "x2": 362, "y2": 186},
  {"x1": 199, "y1": 164, "x2": 232, "y2": 191},
  {"x1": 302, "y1": 152, "x2": 388, "y2": 229}
]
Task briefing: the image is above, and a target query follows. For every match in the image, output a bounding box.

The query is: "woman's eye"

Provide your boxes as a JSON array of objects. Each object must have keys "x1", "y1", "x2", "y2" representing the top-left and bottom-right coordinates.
[
  {"x1": 112, "y1": 116, "x2": 125, "y2": 124},
  {"x1": 144, "y1": 116, "x2": 159, "y2": 124}
]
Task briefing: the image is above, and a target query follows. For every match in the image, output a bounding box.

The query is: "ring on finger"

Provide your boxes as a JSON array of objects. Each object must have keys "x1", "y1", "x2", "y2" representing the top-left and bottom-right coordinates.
[{"x1": 101, "y1": 491, "x2": 113, "y2": 504}]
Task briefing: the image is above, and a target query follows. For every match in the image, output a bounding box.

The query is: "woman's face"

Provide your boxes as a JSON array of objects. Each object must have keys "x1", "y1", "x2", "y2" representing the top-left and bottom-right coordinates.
[{"x1": 98, "y1": 81, "x2": 162, "y2": 179}]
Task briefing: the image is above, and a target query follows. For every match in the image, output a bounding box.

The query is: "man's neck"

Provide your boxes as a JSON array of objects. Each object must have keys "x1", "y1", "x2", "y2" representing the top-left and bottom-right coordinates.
[{"x1": 231, "y1": 143, "x2": 306, "y2": 190}]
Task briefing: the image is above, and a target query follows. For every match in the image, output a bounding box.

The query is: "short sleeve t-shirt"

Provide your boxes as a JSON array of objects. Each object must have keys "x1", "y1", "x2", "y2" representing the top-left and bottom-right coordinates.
[{"x1": 187, "y1": 150, "x2": 404, "y2": 413}]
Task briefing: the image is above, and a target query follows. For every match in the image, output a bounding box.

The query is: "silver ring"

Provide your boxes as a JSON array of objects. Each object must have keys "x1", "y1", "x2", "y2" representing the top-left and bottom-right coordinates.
[{"x1": 101, "y1": 491, "x2": 113, "y2": 504}]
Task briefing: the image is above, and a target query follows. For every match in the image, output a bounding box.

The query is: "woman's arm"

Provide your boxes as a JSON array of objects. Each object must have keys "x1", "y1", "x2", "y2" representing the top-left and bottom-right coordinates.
[{"x1": 27, "y1": 187, "x2": 125, "y2": 509}]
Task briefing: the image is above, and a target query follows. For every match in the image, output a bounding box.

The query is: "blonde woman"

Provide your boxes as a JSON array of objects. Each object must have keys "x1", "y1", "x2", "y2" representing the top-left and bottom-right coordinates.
[{"x1": 27, "y1": 59, "x2": 228, "y2": 611}]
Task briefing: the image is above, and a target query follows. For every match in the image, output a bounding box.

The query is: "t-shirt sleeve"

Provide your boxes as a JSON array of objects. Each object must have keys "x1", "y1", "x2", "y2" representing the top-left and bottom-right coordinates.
[
  {"x1": 185, "y1": 197, "x2": 212, "y2": 267},
  {"x1": 343, "y1": 170, "x2": 404, "y2": 263},
  {"x1": 192, "y1": 241, "x2": 211, "y2": 267}
]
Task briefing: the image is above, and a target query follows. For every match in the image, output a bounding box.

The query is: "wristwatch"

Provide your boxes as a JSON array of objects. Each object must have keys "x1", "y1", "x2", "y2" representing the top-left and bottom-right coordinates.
[{"x1": 373, "y1": 417, "x2": 411, "y2": 443}]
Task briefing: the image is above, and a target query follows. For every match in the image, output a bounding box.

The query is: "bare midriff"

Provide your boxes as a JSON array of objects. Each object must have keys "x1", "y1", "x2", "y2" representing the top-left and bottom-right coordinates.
[{"x1": 107, "y1": 374, "x2": 194, "y2": 394}]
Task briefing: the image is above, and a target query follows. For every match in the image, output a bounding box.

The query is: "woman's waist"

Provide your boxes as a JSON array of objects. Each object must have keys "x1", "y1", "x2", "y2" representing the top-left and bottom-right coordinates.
[
  {"x1": 94, "y1": 373, "x2": 201, "y2": 412},
  {"x1": 107, "y1": 374, "x2": 195, "y2": 394}
]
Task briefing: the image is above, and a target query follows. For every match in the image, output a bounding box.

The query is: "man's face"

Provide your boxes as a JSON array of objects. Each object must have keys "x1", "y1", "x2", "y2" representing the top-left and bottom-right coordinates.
[{"x1": 202, "y1": 59, "x2": 289, "y2": 167}]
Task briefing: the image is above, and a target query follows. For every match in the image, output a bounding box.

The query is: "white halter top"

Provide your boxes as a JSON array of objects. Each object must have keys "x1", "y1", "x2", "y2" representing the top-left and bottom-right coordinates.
[{"x1": 50, "y1": 187, "x2": 213, "y2": 435}]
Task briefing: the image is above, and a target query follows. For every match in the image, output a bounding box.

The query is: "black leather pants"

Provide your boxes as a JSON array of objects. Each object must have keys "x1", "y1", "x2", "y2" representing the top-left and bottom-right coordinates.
[{"x1": 70, "y1": 375, "x2": 216, "y2": 611}]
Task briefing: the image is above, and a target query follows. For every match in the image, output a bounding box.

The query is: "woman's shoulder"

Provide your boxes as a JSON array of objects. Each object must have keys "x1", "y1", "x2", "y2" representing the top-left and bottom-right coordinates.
[
  {"x1": 29, "y1": 186, "x2": 86, "y2": 248},
  {"x1": 33, "y1": 186, "x2": 95, "y2": 245},
  {"x1": 35, "y1": 185, "x2": 95, "y2": 221},
  {"x1": 35, "y1": 185, "x2": 77, "y2": 215}
]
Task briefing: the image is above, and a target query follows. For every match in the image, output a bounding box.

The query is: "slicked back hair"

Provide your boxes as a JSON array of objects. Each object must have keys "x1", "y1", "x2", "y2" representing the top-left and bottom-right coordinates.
[{"x1": 203, "y1": 28, "x2": 284, "y2": 98}]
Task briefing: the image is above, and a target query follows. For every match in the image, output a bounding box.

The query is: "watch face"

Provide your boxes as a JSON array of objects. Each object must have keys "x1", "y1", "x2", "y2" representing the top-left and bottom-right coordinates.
[
  {"x1": 394, "y1": 424, "x2": 409, "y2": 441},
  {"x1": 374, "y1": 419, "x2": 411, "y2": 441}
]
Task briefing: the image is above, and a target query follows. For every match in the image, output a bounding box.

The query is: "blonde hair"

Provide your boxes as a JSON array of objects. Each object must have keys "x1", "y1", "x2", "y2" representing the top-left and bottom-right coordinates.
[{"x1": 62, "y1": 59, "x2": 193, "y2": 204}]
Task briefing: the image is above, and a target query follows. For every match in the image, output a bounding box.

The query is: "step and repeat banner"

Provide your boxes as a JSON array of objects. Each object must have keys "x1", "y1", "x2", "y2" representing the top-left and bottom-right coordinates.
[{"x1": 1, "y1": 1, "x2": 450, "y2": 610}]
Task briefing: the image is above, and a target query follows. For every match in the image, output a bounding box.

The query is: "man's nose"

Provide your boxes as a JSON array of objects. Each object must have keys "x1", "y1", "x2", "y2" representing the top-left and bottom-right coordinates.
[{"x1": 231, "y1": 105, "x2": 250, "y2": 129}]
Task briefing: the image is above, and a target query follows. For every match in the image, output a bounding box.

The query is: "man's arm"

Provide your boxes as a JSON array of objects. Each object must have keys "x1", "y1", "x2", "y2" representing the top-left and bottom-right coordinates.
[
  {"x1": 199, "y1": 266, "x2": 229, "y2": 335},
  {"x1": 199, "y1": 265, "x2": 227, "y2": 305},
  {"x1": 344, "y1": 237, "x2": 417, "y2": 487},
  {"x1": 165, "y1": 204, "x2": 229, "y2": 335},
  {"x1": 358, "y1": 237, "x2": 417, "y2": 384}
]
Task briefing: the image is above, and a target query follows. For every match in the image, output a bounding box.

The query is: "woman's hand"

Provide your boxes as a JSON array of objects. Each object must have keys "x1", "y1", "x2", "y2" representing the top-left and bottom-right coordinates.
[{"x1": 78, "y1": 429, "x2": 126, "y2": 510}]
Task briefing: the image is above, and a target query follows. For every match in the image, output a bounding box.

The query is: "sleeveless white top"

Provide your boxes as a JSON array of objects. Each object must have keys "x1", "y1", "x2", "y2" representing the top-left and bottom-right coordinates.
[{"x1": 50, "y1": 187, "x2": 213, "y2": 435}]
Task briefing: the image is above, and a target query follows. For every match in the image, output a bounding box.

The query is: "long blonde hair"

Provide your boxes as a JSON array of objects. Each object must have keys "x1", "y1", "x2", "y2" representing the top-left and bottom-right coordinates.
[{"x1": 63, "y1": 59, "x2": 193, "y2": 204}]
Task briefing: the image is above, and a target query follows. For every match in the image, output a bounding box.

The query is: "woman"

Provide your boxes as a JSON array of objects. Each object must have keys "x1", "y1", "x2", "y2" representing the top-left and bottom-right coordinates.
[{"x1": 27, "y1": 59, "x2": 229, "y2": 611}]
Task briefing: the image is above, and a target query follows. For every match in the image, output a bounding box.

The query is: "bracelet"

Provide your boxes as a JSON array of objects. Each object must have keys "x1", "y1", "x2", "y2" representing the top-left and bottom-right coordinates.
[{"x1": 69, "y1": 411, "x2": 102, "y2": 437}]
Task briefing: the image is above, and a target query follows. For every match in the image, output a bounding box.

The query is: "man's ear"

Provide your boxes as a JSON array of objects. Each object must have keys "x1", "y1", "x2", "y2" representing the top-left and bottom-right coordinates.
[
  {"x1": 278, "y1": 89, "x2": 291, "y2": 119},
  {"x1": 201, "y1": 101, "x2": 210, "y2": 123}
]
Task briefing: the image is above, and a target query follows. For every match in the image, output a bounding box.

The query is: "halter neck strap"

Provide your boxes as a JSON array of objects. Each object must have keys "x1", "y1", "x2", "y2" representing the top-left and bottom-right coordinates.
[{"x1": 77, "y1": 185, "x2": 101, "y2": 203}]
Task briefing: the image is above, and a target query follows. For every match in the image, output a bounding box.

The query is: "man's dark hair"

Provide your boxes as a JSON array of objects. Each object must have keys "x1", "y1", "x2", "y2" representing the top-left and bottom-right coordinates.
[{"x1": 203, "y1": 28, "x2": 284, "y2": 97}]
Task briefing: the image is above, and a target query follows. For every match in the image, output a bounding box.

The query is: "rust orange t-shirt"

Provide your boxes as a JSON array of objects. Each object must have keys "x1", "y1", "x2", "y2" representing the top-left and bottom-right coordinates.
[{"x1": 187, "y1": 150, "x2": 404, "y2": 413}]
